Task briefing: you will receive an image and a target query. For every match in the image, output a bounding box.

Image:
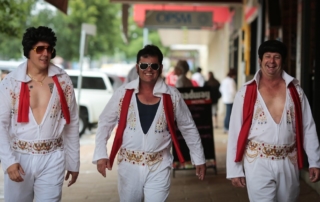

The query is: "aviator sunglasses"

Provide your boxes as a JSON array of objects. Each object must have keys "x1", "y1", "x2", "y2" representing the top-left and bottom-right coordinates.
[
  {"x1": 138, "y1": 63, "x2": 160, "y2": 71},
  {"x1": 32, "y1": 46, "x2": 54, "y2": 54}
]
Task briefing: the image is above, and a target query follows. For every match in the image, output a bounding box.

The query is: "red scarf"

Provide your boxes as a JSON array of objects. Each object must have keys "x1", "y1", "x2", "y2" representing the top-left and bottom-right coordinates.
[
  {"x1": 17, "y1": 75, "x2": 70, "y2": 124},
  {"x1": 109, "y1": 89, "x2": 185, "y2": 168},
  {"x1": 235, "y1": 82, "x2": 304, "y2": 169}
]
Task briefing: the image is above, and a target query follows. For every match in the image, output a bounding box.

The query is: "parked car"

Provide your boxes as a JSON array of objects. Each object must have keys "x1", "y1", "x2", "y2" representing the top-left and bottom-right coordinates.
[
  {"x1": 0, "y1": 60, "x2": 25, "y2": 81},
  {"x1": 65, "y1": 69, "x2": 123, "y2": 135}
]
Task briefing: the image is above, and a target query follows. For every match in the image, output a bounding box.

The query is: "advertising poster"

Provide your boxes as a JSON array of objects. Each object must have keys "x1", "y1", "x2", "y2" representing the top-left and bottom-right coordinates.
[{"x1": 172, "y1": 87, "x2": 217, "y2": 176}]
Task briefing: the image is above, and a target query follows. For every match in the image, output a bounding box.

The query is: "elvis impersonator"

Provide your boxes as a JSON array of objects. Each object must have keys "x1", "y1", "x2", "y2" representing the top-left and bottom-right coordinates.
[
  {"x1": 226, "y1": 40, "x2": 320, "y2": 201},
  {"x1": 93, "y1": 45, "x2": 206, "y2": 202},
  {"x1": 0, "y1": 26, "x2": 80, "y2": 201}
]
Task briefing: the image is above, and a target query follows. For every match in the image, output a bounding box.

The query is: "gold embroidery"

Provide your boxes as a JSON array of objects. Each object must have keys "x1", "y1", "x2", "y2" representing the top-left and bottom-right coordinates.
[
  {"x1": 12, "y1": 138, "x2": 63, "y2": 154},
  {"x1": 127, "y1": 104, "x2": 136, "y2": 130},
  {"x1": 253, "y1": 101, "x2": 267, "y2": 124},
  {"x1": 17, "y1": 141, "x2": 28, "y2": 150},
  {"x1": 118, "y1": 96, "x2": 136, "y2": 130},
  {"x1": 126, "y1": 151, "x2": 144, "y2": 163},
  {"x1": 33, "y1": 142, "x2": 53, "y2": 152},
  {"x1": 155, "y1": 107, "x2": 167, "y2": 133},
  {"x1": 118, "y1": 148, "x2": 164, "y2": 171},
  {"x1": 245, "y1": 140, "x2": 296, "y2": 162},
  {"x1": 10, "y1": 90, "x2": 18, "y2": 117},
  {"x1": 146, "y1": 152, "x2": 163, "y2": 166}
]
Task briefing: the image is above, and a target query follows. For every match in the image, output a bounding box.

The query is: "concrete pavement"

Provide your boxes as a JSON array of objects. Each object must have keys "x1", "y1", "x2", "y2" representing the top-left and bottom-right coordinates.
[{"x1": 0, "y1": 126, "x2": 320, "y2": 201}]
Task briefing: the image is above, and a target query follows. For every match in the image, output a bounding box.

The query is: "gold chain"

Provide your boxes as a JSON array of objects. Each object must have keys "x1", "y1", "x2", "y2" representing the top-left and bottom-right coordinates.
[{"x1": 27, "y1": 73, "x2": 47, "y2": 86}]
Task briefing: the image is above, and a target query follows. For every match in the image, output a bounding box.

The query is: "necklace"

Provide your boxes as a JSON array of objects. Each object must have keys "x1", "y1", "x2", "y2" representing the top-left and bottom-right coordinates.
[{"x1": 27, "y1": 73, "x2": 47, "y2": 86}]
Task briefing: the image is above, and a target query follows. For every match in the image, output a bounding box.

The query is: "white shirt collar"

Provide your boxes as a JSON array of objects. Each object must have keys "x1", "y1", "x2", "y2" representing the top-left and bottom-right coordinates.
[
  {"x1": 124, "y1": 77, "x2": 170, "y2": 97},
  {"x1": 244, "y1": 69, "x2": 299, "y2": 87},
  {"x1": 9, "y1": 61, "x2": 66, "y2": 82}
]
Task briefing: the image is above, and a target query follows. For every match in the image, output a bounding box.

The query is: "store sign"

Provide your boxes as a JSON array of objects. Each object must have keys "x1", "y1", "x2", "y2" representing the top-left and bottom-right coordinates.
[{"x1": 144, "y1": 11, "x2": 213, "y2": 29}]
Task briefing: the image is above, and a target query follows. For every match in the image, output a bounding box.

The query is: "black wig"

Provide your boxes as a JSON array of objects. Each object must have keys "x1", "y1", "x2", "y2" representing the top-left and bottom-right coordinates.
[
  {"x1": 136, "y1": 44, "x2": 163, "y2": 76},
  {"x1": 136, "y1": 45, "x2": 163, "y2": 65},
  {"x1": 22, "y1": 26, "x2": 57, "y2": 59},
  {"x1": 258, "y1": 40, "x2": 287, "y2": 62}
]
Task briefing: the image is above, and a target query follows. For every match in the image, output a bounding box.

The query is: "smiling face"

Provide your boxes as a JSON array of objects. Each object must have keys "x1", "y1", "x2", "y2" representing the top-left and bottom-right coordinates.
[
  {"x1": 136, "y1": 55, "x2": 163, "y2": 85},
  {"x1": 259, "y1": 52, "x2": 283, "y2": 78},
  {"x1": 28, "y1": 41, "x2": 53, "y2": 72}
]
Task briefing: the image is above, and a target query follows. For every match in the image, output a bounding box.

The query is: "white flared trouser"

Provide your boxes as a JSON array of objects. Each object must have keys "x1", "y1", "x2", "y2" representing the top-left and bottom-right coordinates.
[
  {"x1": 244, "y1": 157, "x2": 300, "y2": 202},
  {"x1": 4, "y1": 150, "x2": 65, "y2": 202},
  {"x1": 117, "y1": 161, "x2": 171, "y2": 202}
]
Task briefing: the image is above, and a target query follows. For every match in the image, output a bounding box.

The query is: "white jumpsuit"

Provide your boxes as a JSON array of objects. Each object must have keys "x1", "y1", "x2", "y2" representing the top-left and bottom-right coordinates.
[
  {"x1": 93, "y1": 77, "x2": 205, "y2": 202},
  {"x1": 0, "y1": 62, "x2": 80, "y2": 202},
  {"x1": 227, "y1": 70, "x2": 320, "y2": 202}
]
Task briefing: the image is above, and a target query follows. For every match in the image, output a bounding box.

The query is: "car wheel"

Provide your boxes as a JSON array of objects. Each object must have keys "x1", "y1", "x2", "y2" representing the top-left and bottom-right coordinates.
[{"x1": 79, "y1": 114, "x2": 88, "y2": 136}]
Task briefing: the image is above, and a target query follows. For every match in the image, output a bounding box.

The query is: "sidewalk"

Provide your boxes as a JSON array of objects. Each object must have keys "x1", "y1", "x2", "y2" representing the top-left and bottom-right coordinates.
[
  {"x1": 0, "y1": 126, "x2": 320, "y2": 201},
  {"x1": 60, "y1": 126, "x2": 320, "y2": 202}
]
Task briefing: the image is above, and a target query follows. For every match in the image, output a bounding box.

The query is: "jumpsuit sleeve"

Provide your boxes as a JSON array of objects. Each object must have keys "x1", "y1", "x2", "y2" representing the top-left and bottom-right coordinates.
[
  {"x1": 92, "y1": 88, "x2": 123, "y2": 164},
  {"x1": 226, "y1": 86, "x2": 246, "y2": 179},
  {"x1": 61, "y1": 76, "x2": 80, "y2": 172},
  {"x1": 173, "y1": 89, "x2": 205, "y2": 165},
  {"x1": 297, "y1": 86, "x2": 320, "y2": 168},
  {"x1": 0, "y1": 78, "x2": 19, "y2": 172}
]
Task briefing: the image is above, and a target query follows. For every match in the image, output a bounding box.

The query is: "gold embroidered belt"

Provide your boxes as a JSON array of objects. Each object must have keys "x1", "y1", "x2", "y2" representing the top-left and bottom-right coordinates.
[
  {"x1": 117, "y1": 148, "x2": 164, "y2": 167},
  {"x1": 11, "y1": 137, "x2": 63, "y2": 155},
  {"x1": 246, "y1": 140, "x2": 296, "y2": 160}
]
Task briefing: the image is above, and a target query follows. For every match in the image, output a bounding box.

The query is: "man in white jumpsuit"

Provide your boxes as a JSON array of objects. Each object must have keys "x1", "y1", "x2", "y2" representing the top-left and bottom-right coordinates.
[
  {"x1": 0, "y1": 26, "x2": 80, "y2": 201},
  {"x1": 227, "y1": 40, "x2": 320, "y2": 202},
  {"x1": 93, "y1": 45, "x2": 206, "y2": 202}
]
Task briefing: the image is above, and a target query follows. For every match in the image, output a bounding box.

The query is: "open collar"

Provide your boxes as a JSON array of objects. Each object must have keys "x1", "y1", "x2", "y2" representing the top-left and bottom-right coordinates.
[
  {"x1": 9, "y1": 61, "x2": 65, "y2": 83},
  {"x1": 124, "y1": 77, "x2": 171, "y2": 97},
  {"x1": 244, "y1": 70, "x2": 299, "y2": 88}
]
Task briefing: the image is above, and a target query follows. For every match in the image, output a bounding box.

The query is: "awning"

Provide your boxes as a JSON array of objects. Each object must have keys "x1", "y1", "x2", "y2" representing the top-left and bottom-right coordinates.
[
  {"x1": 133, "y1": 4, "x2": 231, "y2": 28},
  {"x1": 45, "y1": 0, "x2": 68, "y2": 14}
]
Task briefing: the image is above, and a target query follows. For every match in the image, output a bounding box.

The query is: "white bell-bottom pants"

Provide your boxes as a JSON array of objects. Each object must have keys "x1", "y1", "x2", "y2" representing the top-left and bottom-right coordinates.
[
  {"x1": 117, "y1": 161, "x2": 171, "y2": 202},
  {"x1": 4, "y1": 150, "x2": 65, "y2": 202},
  {"x1": 244, "y1": 157, "x2": 300, "y2": 202}
]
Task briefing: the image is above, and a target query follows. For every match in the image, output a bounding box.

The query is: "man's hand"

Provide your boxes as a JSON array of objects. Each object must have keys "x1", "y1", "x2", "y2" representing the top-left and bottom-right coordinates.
[
  {"x1": 231, "y1": 177, "x2": 246, "y2": 188},
  {"x1": 195, "y1": 164, "x2": 206, "y2": 180},
  {"x1": 65, "y1": 171, "x2": 79, "y2": 187},
  {"x1": 309, "y1": 167, "x2": 320, "y2": 183},
  {"x1": 97, "y1": 159, "x2": 111, "y2": 178},
  {"x1": 7, "y1": 163, "x2": 25, "y2": 182}
]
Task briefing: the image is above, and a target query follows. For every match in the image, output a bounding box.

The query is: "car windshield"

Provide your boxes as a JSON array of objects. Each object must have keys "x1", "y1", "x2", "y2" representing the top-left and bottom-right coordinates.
[{"x1": 69, "y1": 76, "x2": 107, "y2": 90}]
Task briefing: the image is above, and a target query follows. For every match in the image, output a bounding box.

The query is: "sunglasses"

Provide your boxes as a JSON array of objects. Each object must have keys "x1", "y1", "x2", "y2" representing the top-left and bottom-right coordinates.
[
  {"x1": 32, "y1": 46, "x2": 54, "y2": 54},
  {"x1": 138, "y1": 63, "x2": 160, "y2": 71}
]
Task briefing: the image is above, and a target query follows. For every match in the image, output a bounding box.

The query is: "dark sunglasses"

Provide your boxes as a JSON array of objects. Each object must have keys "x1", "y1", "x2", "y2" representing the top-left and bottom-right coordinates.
[
  {"x1": 138, "y1": 63, "x2": 160, "y2": 71},
  {"x1": 32, "y1": 46, "x2": 54, "y2": 54}
]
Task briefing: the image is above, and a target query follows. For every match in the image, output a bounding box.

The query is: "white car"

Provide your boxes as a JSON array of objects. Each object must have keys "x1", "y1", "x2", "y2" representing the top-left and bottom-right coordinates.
[
  {"x1": 65, "y1": 69, "x2": 123, "y2": 135},
  {"x1": 0, "y1": 60, "x2": 26, "y2": 81}
]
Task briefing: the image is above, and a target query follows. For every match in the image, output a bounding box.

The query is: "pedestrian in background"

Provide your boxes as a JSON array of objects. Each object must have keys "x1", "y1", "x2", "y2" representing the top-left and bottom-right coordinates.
[
  {"x1": 124, "y1": 66, "x2": 139, "y2": 83},
  {"x1": 0, "y1": 26, "x2": 80, "y2": 201},
  {"x1": 227, "y1": 40, "x2": 320, "y2": 201},
  {"x1": 93, "y1": 45, "x2": 206, "y2": 202},
  {"x1": 192, "y1": 67, "x2": 205, "y2": 87},
  {"x1": 204, "y1": 71, "x2": 221, "y2": 128},
  {"x1": 165, "y1": 67, "x2": 177, "y2": 87},
  {"x1": 219, "y1": 69, "x2": 237, "y2": 133},
  {"x1": 174, "y1": 60, "x2": 193, "y2": 88}
]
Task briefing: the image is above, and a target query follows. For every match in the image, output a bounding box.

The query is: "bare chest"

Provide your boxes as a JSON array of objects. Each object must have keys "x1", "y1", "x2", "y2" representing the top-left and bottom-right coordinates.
[
  {"x1": 259, "y1": 87, "x2": 287, "y2": 124},
  {"x1": 28, "y1": 78, "x2": 54, "y2": 124}
]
